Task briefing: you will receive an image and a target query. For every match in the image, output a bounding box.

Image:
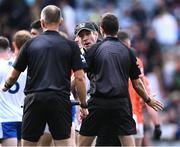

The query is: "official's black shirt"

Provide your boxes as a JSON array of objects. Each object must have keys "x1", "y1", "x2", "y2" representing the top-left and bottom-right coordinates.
[
  {"x1": 13, "y1": 30, "x2": 84, "y2": 96},
  {"x1": 85, "y1": 37, "x2": 141, "y2": 109}
]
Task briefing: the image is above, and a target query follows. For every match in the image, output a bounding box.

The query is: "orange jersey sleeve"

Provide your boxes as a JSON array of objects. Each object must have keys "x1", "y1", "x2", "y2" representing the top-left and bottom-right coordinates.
[
  {"x1": 128, "y1": 57, "x2": 145, "y2": 123},
  {"x1": 129, "y1": 80, "x2": 143, "y2": 123},
  {"x1": 136, "y1": 58, "x2": 144, "y2": 78}
]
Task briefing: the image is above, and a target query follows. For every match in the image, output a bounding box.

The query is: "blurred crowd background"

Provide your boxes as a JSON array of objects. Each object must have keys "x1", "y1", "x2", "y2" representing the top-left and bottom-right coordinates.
[{"x1": 0, "y1": 0, "x2": 180, "y2": 145}]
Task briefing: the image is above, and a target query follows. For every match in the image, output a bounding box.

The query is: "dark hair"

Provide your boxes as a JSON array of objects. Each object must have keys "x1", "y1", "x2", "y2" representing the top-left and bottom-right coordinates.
[
  {"x1": 117, "y1": 31, "x2": 138, "y2": 56},
  {"x1": 31, "y1": 20, "x2": 41, "y2": 29},
  {"x1": 41, "y1": 5, "x2": 62, "y2": 23},
  {"x1": 100, "y1": 13, "x2": 119, "y2": 36},
  {"x1": 0, "y1": 36, "x2": 10, "y2": 51},
  {"x1": 117, "y1": 31, "x2": 130, "y2": 41}
]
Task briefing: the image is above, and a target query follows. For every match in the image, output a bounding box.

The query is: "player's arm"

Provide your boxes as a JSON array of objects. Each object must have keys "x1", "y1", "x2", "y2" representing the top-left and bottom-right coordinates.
[
  {"x1": 131, "y1": 78, "x2": 163, "y2": 111},
  {"x1": 74, "y1": 69, "x2": 88, "y2": 119},
  {"x1": 73, "y1": 69, "x2": 87, "y2": 105},
  {"x1": 2, "y1": 68, "x2": 21, "y2": 92},
  {"x1": 128, "y1": 49, "x2": 163, "y2": 111}
]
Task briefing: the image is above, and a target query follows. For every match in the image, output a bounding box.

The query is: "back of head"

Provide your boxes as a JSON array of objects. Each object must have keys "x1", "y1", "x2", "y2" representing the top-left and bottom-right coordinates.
[
  {"x1": 40, "y1": 5, "x2": 62, "y2": 24},
  {"x1": 117, "y1": 31, "x2": 130, "y2": 42},
  {"x1": 30, "y1": 19, "x2": 42, "y2": 37},
  {"x1": 31, "y1": 19, "x2": 41, "y2": 30},
  {"x1": 13, "y1": 30, "x2": 31, "y2": 49},
  {"x1": 0, "y1": 36, "x2": 10, "y2": 52},
  {"x1": 117, "y1": 31, "x2": 138, "y2": 55},
  {"x1": 117, "y1": 31, "x2": 131, "y2": 48},
  {"x1": 100, "y1": 13, "x2": 119, "y2": 36}
]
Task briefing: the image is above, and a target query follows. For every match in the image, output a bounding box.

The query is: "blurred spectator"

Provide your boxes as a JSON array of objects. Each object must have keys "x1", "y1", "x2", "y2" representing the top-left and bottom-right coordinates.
[
  {"x1": 172, "y1": 56, "x2": 180, "y2": 90},
  {"x1": 152, "y1": 5, "x2": 178, "y2": 46},
  {"x1": 144, "y1": 27, "x2": 162, "y2": 73},
  {"x1": 177, "y1": 18, "x2": 180, "y2": 44},
  {"x1": 59, "y1": 0, "x2": 76, "y2": 38},
  {"x1": 39, "y1": 0, "x2": 59, "y2": 10},
  {"x1": 162, "y1": 52, "x2": 176, "y2": 91},
  {"x1": 0, "y1": 0, "x2": 31, "y2": 40},
  {"x1": 119, "y1": 9, "x2": 135, "y2": 30},
  {"x1": 130, "y1": 0, "x2": 147, "y2": 25},
  {"x1": 146, "y1": 66, "x2": 164, "y2": 102}
]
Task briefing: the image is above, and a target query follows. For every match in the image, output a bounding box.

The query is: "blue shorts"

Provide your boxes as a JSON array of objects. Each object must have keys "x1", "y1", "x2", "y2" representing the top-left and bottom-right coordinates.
[
  {"x1": 71, "y1": 105, "x2": 76, "y2": 123},
  {"x1": 0, "y1": 122, "x2": 21, "y2": 140}
]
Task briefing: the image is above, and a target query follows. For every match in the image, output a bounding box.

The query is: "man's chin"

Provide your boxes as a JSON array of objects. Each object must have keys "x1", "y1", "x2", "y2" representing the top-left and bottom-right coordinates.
[{"x1": 84, "y1": 44, "x2": 92, "y2": 49}]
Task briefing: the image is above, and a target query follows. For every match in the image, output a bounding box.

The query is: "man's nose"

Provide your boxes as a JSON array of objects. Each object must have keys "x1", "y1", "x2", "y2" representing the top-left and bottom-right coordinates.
[{"x1": 83, "y1": 35, "x2": 88, "y2": 41}]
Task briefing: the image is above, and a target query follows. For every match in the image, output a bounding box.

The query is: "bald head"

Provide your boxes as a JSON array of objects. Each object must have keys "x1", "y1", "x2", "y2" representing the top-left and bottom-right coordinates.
[{"x1": 40, "y1": 5, "x2": 62, "y2": 24}]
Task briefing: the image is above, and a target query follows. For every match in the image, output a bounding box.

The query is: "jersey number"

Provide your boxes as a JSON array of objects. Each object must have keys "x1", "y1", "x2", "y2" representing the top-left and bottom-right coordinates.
[{"x1": 8, "y1": 82, "x2": 20, "y2": 94}]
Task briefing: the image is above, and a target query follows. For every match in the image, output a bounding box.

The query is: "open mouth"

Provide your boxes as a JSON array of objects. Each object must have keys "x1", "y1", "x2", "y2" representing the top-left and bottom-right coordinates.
[{"x1": 84, "y1": 42, "x2": 91, "y2": 48}]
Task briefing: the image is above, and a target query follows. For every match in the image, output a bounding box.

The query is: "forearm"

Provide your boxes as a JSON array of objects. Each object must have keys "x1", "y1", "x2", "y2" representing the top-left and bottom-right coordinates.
[
  {"x1": 71, "y1": 76, "x2": 78, "y2": 100},
  {"x1": 75, "y1": 76, "x2": 87, "y2": 104},
  {"x1": 2, "y1": 68, "x2": 21, "y2": 91},
  {"x1": 132, "y1": 79, "x2": 151, "y2": 103},
  {"x1": 132, "y1": 78, "x2": 164, "y2": 111}
]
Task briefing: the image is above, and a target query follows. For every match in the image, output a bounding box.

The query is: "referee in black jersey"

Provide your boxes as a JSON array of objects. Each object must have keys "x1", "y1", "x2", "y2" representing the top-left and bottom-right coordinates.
[
  {"x1": 78, "y1": 13, "x2": 164, "y2": 146},
  {"x1": 2, "y1": 5, "x2": 88, "y2": 146}
]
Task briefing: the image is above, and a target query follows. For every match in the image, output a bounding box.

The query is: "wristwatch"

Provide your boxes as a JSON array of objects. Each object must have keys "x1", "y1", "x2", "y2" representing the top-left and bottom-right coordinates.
[{"x1": 144, "y1": 97, "x2": 151, "y2": 104}]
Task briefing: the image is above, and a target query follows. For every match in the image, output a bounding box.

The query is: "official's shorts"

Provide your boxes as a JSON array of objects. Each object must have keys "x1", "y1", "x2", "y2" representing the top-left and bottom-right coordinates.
[
  {"x1": 43, "y1": 105, "x2": 77, "y2": 134},
  {"x1": 80, "y1": 108, "x2": 136, "y2": 136},
  {"x1": 22, "y1": 91, "x2": 72, "y2": 142},
  {"x1": 0, "y1": 122, "x2": 21, "y2": 140},
  {"x1": 96, "y1": 135, "x2": 121, "y2": 146}
]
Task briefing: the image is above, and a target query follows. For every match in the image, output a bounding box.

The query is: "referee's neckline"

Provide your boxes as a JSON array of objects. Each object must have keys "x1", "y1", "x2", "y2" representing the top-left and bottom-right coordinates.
[
  {"x1": 105, "y1": 36, "x2": 118, "y2": 41},
  {"x1": 43, "y1": 30, "x2": 60, "y2": 34}
]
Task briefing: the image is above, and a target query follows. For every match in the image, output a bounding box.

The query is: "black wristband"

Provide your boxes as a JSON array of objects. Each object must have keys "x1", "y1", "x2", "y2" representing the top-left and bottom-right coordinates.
[
  {"x1": 80, "y1": 103, "x2": 88, "y2": 108},
  {"x1": 144, "y1": 97, "x2": 151, "y2": 104},
  {"x1": 155, "y1": 124, "x2": 160, "y2": 129},
  {"x1": 4, "y1": 81, "x2": 12, "y2": 89},
  {"x1": 153, "y1": 124, "x2": 162, "y2": 140}
]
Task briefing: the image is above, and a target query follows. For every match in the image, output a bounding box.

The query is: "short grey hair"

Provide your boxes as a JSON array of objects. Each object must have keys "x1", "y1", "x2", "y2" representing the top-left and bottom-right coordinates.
[{"x1": 40, "y1": 5, "x2": 62, "y2": 23}]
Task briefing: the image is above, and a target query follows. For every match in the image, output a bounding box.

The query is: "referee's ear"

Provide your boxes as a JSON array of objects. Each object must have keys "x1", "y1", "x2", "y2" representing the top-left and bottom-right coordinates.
[
  {"x1": 59, "y1": 17, "x2": 63, "y2": 26},
  {"x1": 40, "y1": 19, "x2": 45, "y2": 30},
  {"x1": 100, "y1": 26, "x2": 104, "y2": 37}
]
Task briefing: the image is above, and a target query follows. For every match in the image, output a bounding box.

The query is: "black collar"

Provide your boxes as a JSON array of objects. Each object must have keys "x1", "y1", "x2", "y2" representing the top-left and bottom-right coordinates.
[
  {"x1": 43, "y1": 30, "x2": 60, "y2": 35},
  {"x1": 104, "y1": 36, "x2": 119, "y2": 41}
]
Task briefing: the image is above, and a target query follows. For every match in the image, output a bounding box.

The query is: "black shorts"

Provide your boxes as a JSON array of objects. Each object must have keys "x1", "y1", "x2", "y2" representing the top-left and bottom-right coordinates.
[
  {"x1": 80, "y1": 106, "x2": 136, "y2": 137},
  {"x1": 96, "y1": 135, "x2": 121, "y2": 146},
  {"x1": 22, "y1": 91, "x2": 72, "y2": 142}
]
